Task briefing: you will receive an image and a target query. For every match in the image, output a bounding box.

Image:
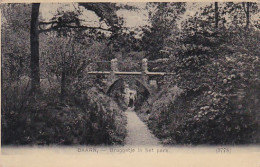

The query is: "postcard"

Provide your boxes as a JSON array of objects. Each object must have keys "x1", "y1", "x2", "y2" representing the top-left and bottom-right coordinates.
[{"x1": 1, "y1": 1, "x2": 260, "y2": 167}]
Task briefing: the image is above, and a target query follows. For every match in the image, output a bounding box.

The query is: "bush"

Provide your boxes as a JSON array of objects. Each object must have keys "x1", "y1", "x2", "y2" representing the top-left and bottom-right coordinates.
[
  {"x1": 137, "y1": 51, "x2": 260, "y2": 145},
  {"x1": 142, "y1": 85, "x2": 259, "y2": 145},
  {"x1": 1, "y1": 83, "x2": 127, "y2": 145}
]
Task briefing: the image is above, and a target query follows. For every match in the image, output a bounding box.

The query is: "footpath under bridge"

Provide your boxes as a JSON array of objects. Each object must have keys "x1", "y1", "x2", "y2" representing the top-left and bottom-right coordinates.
[{"x1": 87, "y1": 58, "x2": 174, "y2": 95}]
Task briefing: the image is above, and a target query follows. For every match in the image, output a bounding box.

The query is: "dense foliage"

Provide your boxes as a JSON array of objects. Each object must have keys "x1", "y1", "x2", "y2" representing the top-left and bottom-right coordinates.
[{"x1": 137, "y1": 2, "x2": 260, "y2": 144}]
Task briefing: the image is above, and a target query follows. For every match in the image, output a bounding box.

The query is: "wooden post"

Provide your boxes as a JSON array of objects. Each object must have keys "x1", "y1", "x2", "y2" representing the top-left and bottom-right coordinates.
[
  {"x1": 109, "y1": 58, "x2": 117, "y2": 84},
  {"x1": 142, "y1": 58, "x2": 148, "y2": 72},
  {"x1": 111, "y1": 58, "x2": 118, "y2": 72}
]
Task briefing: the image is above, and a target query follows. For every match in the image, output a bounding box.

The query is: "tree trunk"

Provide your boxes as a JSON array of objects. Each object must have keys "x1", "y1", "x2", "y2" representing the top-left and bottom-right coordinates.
[
  {"x1": 60, "y1": 51, "x2": 69, "y2": 102},
  {"x1": 30, "y1": 3, "x2": 40, "y2": 94},
  {"x1": 246, "y1": 2, "x2": 250, "y2": 28},
  {"x1": 215, "y1": 2, "x2": 219, "y2": 29},
  {"x1": 61, "y1": 66, "x2": 66, "y2": 102}
]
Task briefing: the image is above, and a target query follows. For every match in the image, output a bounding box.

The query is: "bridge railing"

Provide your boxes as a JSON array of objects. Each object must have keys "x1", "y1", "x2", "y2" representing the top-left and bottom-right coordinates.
[{"x1": 87, "y1": 58, "x2": 174, "y2": 76}]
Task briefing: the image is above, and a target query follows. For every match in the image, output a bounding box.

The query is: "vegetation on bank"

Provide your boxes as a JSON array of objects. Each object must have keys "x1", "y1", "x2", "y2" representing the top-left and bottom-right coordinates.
[{"x1": 2, "y1": 84, "x2": 127, "y2": 145}]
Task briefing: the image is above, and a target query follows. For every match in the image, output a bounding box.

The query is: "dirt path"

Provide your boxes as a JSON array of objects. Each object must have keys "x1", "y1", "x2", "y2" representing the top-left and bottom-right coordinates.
[{"x1": 124, "y1": 108, "x2": 161, "y2": 146}]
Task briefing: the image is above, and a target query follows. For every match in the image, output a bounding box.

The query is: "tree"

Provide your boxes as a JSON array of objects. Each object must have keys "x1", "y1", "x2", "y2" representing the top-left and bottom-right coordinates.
[
  {"x1": 223, "y1": 2, "x2": 259, "y2": 29},
  {"x1": 30, "y1": 3, "x2": 41, "y2": 93},
  {"x1": 141, "y1": 2, "x2": 186, "y2": 60},
  {"x1": 242, "y1": 2, "x2": 251, "y2": 28},
  {"x1": 215, "y1": 2, "x2": 219, "y2": 28},
  {"x1": 29, "y1": 3, "x2": 121, "y2": 94}
]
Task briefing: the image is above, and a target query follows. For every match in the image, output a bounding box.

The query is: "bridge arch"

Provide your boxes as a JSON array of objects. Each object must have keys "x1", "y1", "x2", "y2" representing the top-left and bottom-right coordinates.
[{"x1": 106, "y1": 78, "x2": 151, "y2": 97}]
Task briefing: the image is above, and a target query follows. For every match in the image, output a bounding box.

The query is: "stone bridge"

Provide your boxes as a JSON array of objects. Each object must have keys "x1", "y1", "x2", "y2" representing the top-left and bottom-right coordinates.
[{"x1": 87, "y1": 58, "x2": 170, "y2": 96}]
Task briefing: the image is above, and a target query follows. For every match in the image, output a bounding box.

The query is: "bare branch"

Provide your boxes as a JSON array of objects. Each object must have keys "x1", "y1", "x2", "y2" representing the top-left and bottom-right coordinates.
[
  {"x1": 39, "y1": 21, "x2": 58, "y2": 25},
  {"x1": 38, "y1": 24, "x2": 111, "y2": 33},
  {"x1": 64, "y1": 25, "x2": 111, "y2": 31}
]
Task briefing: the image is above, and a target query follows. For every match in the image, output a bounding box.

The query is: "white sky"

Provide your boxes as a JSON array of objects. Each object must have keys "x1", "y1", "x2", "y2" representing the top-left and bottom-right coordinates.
[{"x1": 40, "y1": 3, "x2": 149, "y2": 28}]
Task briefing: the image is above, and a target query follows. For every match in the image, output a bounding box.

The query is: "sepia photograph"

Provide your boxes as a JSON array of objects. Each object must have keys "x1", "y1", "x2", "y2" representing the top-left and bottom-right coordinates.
[{"x1": 0, "y1": 2, "x2": 260, "y2": 165}]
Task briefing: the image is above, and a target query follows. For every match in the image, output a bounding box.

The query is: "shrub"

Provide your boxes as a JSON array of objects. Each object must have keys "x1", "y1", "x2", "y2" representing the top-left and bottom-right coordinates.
[
  {"x1": 1, "y1": 83, "x2": 127, "y2": 145},
  {"x1": 137, "y1": 51, "x2": 260, "y2": 145}
]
